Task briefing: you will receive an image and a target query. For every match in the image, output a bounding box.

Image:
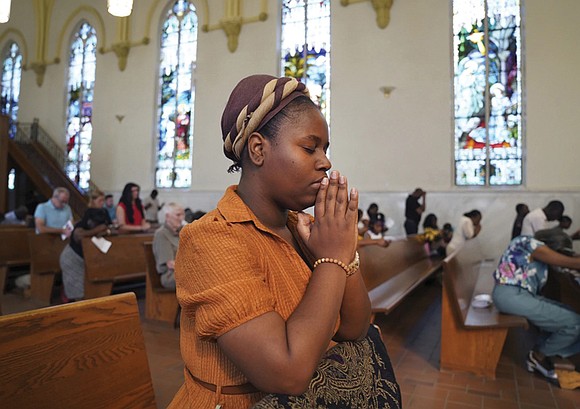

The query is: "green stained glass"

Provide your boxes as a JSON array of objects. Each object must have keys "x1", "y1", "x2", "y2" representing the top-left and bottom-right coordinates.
[
  {"x1": 156, "y1": 0, "x2": 197, "y2": 189},
  {"x1": 453, "y1": 0, "x2": 522, "y2": 186}
]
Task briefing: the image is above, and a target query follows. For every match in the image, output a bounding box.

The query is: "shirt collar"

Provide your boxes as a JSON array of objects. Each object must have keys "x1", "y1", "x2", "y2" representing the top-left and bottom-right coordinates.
[{"x1": 217, "y1": 185, "x2": 300, "y2": 234}]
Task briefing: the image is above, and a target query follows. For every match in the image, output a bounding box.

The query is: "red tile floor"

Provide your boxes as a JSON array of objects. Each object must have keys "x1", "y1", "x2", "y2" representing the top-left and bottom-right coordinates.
[{"x1": 3, "y1": 280, "x2": 579, "y2": 408}]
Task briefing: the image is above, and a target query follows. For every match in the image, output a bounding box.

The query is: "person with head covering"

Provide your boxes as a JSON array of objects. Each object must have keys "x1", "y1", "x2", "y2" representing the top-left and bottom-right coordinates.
[
  {"x1": 169, "y1": 75, "x2": 400, "y2": 408},
  {"x1": 492, "y1": 235, "x2": 580, "y2": 384}
]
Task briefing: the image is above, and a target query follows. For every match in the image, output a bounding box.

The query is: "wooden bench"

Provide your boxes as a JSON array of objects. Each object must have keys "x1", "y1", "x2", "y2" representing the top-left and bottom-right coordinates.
[
  {"x1": 0, "y1": 227, "x2": 32, "y2": 290},
  {"x1": 440, "y1": 239, "x2": 528, "y2": 379},
  {"x1": 0, "y1": 227, "x2": 33, "y2": 314},
  {"x1": 0, "y1": 292, "x2": 156, "y2": 408},
  {"x1": 143, "y1": 242, "x2": 179, "y2": 325},
  {"x1": 359, "y1": 237, "x2": 443, "y2": 321},
  {"x1": 28, "y1": 232, "x2": 68, "y2": 305},
  {"x1": 82, "y1": 233, "x2": 153, "y2": 299}
]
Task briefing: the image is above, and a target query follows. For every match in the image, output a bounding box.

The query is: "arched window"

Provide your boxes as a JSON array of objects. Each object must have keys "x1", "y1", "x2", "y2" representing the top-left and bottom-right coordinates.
[
  {"x1": 65, "y1": 21, "x2": 97, "y2": 190},
  {"x1": 280, "y1": 0, "x2": 331, "y2": 121},
  {"x1": 453, "y1": 0, "x2": 523, "y2": 186},
  {"x1": 156, "y1": 0, "x2": 198, "y2": 189},
  {"x1": 1, "y1": 42, "x2": 22, "y2": 138}
]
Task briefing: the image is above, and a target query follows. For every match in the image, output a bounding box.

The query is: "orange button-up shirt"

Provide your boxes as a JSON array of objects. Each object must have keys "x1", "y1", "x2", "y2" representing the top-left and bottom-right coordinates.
[{"x1": 169, "y1": 186, "x2": 319, "y2": 408}]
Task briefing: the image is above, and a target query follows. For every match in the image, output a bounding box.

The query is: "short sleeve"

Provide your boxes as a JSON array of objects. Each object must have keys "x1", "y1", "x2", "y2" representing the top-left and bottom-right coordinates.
[
  {"x1": 34, "y1": 203, "x2": 46, "y2": 220},
  {"x1": 175, "y1": 219, "x2": 275, "y2": 340}
]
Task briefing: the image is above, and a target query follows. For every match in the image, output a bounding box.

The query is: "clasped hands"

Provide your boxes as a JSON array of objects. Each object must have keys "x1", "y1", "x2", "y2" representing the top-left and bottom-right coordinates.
[{"x1": 296, "y1": 170, "x2": 359, "y2": 267}]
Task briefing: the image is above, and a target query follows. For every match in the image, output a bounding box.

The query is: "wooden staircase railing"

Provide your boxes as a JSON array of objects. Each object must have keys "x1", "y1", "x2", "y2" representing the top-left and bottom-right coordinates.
[{"x1": 0, "y1": 115, "x2": 99, "y2": 218}]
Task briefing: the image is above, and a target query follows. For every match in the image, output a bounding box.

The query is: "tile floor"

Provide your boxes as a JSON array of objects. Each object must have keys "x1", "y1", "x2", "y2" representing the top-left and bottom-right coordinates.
[{"x1": 2, "y1": 280, "x2": 579, "y2": 408}]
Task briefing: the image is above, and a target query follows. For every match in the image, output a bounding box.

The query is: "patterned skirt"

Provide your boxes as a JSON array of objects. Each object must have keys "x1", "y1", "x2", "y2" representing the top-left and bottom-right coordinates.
[{"x1": 252, "y1": 325, "x2": 401, "y2": 409}]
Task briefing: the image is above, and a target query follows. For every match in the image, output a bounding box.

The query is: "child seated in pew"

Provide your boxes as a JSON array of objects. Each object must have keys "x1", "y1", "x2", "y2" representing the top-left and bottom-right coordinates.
[{"x1": 60, "y1": 190, "x2": 113, "y2": 302}]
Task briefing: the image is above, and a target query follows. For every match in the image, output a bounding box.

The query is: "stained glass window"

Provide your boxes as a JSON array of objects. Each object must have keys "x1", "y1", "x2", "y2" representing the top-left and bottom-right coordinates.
[
  {"x1": 156, "y1": 0, "x2": 197, "y2": 189},
  {"x1": 65, "y1": 22, "x2": 97, "y2": 190},
  {"x1": 280, "y1": 0, "x2": 331, "y2": 121},
  {"x1": 453, "y1": 0, "x2": 523, "y2": 186},
  {"x1": 1, "y1": 42, "x2": 22, "y2": 138}
]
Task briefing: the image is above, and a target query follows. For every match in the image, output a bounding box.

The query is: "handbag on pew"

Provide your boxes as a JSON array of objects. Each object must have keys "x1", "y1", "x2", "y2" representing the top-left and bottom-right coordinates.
[{"x1": 252, "y1": 324, "x2": 402, "y2": 409}]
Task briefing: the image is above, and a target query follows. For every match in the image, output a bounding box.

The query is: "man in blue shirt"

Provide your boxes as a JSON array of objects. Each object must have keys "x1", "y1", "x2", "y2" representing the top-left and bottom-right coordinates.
[{"x1": 34, "y1": 187, "x2": 73, "y2": 238}]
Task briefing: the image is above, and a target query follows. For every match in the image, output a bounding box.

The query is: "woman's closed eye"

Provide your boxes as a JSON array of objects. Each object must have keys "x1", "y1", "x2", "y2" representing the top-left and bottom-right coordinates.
[{"x1": 302, "y1": 146, "x2": 316, "y2": 154}]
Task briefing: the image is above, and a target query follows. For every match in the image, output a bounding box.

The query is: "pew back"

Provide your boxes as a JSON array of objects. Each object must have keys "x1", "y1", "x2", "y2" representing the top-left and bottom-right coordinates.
[
  {"x1": 0, "y1": 292, "x2": 156, "y2": 408},
  {"x1": 0, "y1": 228, "x2": 32, "y2": 293},
  {"x1": 0, "y1": 227, "x2": 32, "y2": 267},
  {"x1": 359, "y1": 237, "x2": 443, "y2": 319},
  {"x1": 28, "y1": 232, "x2": 68, "y2": 305},
  {"x1": 82, "y1": 233, "x2": 153, "y2": 298},
  {"x1": 359, "y1": 238, "x2": 431, "y2": 290},
  {"x1": 143, "y1": 242, "x2": 179, "y2": 324}
]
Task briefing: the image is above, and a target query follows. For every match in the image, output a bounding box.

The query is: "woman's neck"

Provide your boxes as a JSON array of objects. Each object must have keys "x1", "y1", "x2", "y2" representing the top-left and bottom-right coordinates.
[{"x1": 237, "y1": 180, "x2": 288, "y2": 231}]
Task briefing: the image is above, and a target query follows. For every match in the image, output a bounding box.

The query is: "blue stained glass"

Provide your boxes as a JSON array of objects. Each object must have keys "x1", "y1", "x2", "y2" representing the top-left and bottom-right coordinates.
[
  {"x1": 281, "y1": 0, "x2": 331, "y2": 121},
  {"x1": 453, "y1": 0, "x2": 522, "y2": 186},
  {"x1": 156, "y1": 0, "x2": 197, "y2": 188},
  {"x1": 65, "y1": 22, "x2": 97, "y2": 190},
  {"x1": 1, "y1": 42, "x2": 22, "y2": 138}
]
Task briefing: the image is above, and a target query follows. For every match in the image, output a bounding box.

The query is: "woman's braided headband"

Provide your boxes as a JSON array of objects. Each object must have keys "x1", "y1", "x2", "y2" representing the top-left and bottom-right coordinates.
[{"x1": 222, "y1": 76, "x2": 310, "y2": 162}]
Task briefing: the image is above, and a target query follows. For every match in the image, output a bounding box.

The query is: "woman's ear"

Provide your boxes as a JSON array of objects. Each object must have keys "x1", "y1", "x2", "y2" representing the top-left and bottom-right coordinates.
[{"x1": 246, "y1": 132, "x2": 267, "y2": 166}]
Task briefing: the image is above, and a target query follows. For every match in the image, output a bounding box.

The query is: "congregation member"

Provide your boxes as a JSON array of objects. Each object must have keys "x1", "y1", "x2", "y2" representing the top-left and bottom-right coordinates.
[
  {"x1": 445, "y1": 209, "x2": 482, "y2": 255},
  {"x1": 143, "y1": 189, "x2": 163, "y2": 224},
  {"x1": 116, "y1": 182, "x2": 151, "y2": 233},
  {"x1": 404, "y1": 188, "x2": 426, "y2": 235},
  {"x1": 534, "y1": 216, "x2": 579, "y2": 255},
  {"x1": 492, "y1": 234, "x2": 580, "y2": 383},
  {"x1": 170, "y1": 74, "x2": 400, "y2": 408},
  {"x1": 34, "y1": 187, "x2": 73, "y2": 237},
  {"x1": 511, "y1": 202, "x2": 529, "y2": 239},
  {"x1": 152, "y1": 202, "x2": 186, "y2": 290},
  {"x1": 103, "y1": 194, "x2": 117, "y2": 224},
  {"x1": 1, "y1": 205, "x2": 30, "y2": 226},
  {"x1": 520, "y1": 200, "x2": 564, "y2": 236},
  {"x1": 59, "y1": 190, "x2": 112, "y2": 302}
]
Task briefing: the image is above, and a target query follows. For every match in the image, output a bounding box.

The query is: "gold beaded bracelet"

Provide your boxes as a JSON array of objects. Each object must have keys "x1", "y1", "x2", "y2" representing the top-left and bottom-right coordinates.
[{"x1": 313, "y1": 251, "x2": 360, "y2": 277}]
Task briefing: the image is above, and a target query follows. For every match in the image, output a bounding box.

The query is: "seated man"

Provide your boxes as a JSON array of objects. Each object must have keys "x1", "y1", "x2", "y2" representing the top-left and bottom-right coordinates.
[
  {"x1": 152, "y1": 203, "x2": 185, "y2": 289},
  {"x1": 34, "y1": 187, "x2": 73, "y2": 237}
]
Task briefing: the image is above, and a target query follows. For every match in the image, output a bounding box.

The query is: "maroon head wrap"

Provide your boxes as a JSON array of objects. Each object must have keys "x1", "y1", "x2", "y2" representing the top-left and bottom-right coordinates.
[{"x1": 221, "y1": 74, "x2": 310, "y2": 163}]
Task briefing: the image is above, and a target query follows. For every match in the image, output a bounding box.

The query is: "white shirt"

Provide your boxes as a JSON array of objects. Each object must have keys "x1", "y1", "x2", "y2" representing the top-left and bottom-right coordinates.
[
  {"x1": 446, "y1": 216, "x2": 474, "y2": 255},
  {"x1": 520, "y1": 208, "x2": 547, "y2": 236}
]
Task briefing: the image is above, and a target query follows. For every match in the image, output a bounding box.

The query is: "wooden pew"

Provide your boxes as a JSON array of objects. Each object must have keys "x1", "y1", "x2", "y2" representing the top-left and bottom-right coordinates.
[
  {"x1": 143, "y1": 242, "x2": 179, "y2": 325},
  {"x1": 82, "y1": 233, "x2": 153, "y2": 299},
  {"x1": 359, "y1": 237, "x2": 443, "y2": 321},
  {"x1": 0, "y1": 292, "x2": 156, "y2": 408},
  {"x1": 0, "y1": 227, "x2": 33, "y2": 314},
  {"x1": 440, "y1": 239, "x2": 528, "y2": 379},
  {"x1": 0, "y1": 227, "x2": 32, "y2": 289},
  {"x1": 28, "y1": 232, "x2": 68, "y2": 305}
]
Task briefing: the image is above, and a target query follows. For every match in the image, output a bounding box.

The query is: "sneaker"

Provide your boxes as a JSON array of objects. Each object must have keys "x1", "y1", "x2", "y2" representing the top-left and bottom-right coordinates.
[{"x1": 526, "y1": 350, "x2": 558, "y2": 380}]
